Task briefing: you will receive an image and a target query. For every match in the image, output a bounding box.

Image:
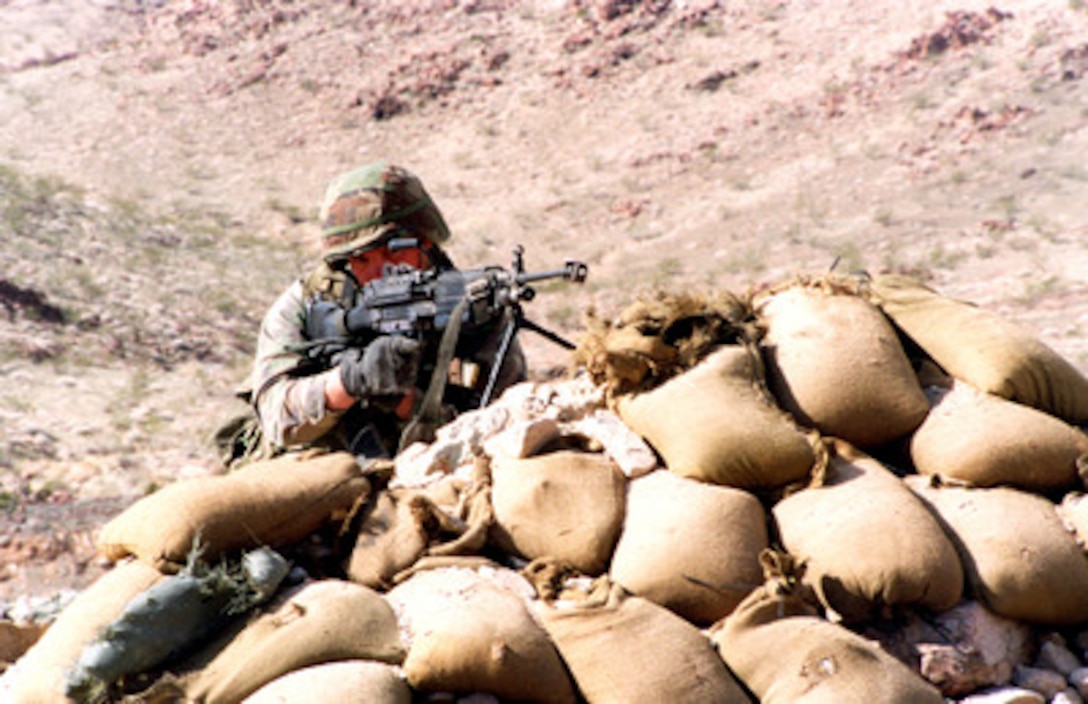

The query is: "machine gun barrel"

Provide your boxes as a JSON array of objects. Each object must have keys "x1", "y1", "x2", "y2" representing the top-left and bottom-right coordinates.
[{"x1": 515, "y1": 261, "x2": 588, "y2": 286}]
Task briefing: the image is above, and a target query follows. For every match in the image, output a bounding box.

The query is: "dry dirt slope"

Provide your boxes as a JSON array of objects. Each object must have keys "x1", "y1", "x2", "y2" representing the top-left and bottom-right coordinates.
[{"x1": 1, "y1": 0, "x2": 1087, "y2": 600}]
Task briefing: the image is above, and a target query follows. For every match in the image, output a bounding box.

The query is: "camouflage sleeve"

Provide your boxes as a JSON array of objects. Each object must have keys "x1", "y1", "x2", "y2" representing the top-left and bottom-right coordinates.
[{"x1": 251, "y1": 281, "x2": 344, "y2": 449}]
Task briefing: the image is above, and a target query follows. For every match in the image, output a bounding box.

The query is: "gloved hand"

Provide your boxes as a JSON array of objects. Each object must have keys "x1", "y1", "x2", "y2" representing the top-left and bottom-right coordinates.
[{"x1": 339, "y1": 336, "x2": 422, "y2": 398}]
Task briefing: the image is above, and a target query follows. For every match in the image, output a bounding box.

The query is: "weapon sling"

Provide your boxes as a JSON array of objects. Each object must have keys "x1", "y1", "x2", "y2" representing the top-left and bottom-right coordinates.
[{"x1": 397, "y1": 295, "x2": 470, "y2": 453}]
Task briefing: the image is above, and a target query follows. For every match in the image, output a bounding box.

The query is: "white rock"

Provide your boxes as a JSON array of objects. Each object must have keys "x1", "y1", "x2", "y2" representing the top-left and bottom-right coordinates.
[
  {"x1": 958, "y1": 686, "x2": 1045, "y2": 703},
  {"x1": 912, "y1": 601, "x2": 1033, "y2": 694},
  {"x1": 1053, "y1": 687, "x2": 1085, "y2": 704},
  {"x1": 566, "y1": 409, "x2": 658, "y2": 478},
  {"x1": 482, "y1": 418, "x2": 560, "y2": 460},
  {"x1": 392, "y1": 377, "x2": 610, "y2": 488}
]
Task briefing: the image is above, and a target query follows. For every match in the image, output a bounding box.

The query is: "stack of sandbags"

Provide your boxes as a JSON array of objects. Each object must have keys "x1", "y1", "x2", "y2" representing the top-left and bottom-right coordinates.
[{"x1": 15, "y1": 273, "x2": 1088, "y2": 704}]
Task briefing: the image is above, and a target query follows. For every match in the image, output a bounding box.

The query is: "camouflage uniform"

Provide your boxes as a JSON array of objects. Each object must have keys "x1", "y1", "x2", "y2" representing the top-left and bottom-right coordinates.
[{"x1": 249, "y1": 162, "x2": 526, "y2": 457}]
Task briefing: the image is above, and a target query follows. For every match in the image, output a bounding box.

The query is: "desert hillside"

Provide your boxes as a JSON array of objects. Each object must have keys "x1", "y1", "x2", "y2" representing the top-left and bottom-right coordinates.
[{"x1": 1, "y1": 0, "x2": 1087, "y2": 602}]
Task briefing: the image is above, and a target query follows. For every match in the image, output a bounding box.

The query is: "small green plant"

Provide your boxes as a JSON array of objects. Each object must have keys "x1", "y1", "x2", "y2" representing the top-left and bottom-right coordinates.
[
  {"x1": 654, "y1": 256, "x2": 683, "y2": 281},
  {"x1": 795, "y1": 190, "x2": 828, "y2": 227},
  {"x1": 995, "y1": 194, "x2": 1019, "y2": 221},
  {"x1": 911, "y1": 92, "x2": 934, "y2": 111},
  {"x1": 928, "y1": 243, "x2": 967, "y2": 270},
  {"x1": 264, "y1": 197, "x2": 307, "y2": 224},
  {"x1": 873, "y1": 207, "x2": 894, "y2": 227},
  {"x1": 1017, "y1": 274, "x2": 1062, "y2": 305},
  {"x1": 2, "y1": 394, "x2": 32, "y2": 413},
  {"x1": 0, "y1": 491, "x2": 19, "y2": 513}
]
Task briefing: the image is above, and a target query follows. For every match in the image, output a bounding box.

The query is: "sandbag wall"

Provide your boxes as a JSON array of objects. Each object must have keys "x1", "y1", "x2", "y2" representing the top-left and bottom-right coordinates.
[{"x1": 8, "y1": 272, "x2": 1088, "y2": 703}]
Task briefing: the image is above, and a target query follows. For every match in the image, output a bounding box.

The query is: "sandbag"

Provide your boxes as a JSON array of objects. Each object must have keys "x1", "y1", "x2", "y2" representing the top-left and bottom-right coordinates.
[
  {"x1": 9, "y1": 559, "x2": 165, "y2": 704},
  {"x1": 907, "y1": 476, "x2": 1088, "y2": 626},
  {"x1": 97, "y1": 451, "x2": 369, "y2": 570},
  {"x1": 345, "y1": 488, "x2": 458, "y2": 589},
  {"x1": 180, "y1": 579, "x2": 405, "y2": 704},
  {"x1": 387, "y1": 566, "x2": 576, "y2": 703},
  {"x1": 536, "y1": 579, "x2": 753, "y2": 703},
  {"x1": 755, "y1": 280, "x2": 929, "y2": 446},
  {"x1": 772, "y1": 440, "x2": 963, "y2": 622},
  {"x1": 242, "y1": 660, "x2": 411, "y2": 704},
  {"x1": 910, "y1": 381, "x2": 1088, "y2": 491},
  {"x1": 713, "y1": 551, "x2": 944, "y2": 704},
  {"x1": 490, "y1": 450, "x2": 625, "y2": 575},
  {"x1": 616, "y1": 344, "x2": 815, "y2": 490},
  {"x1": 609, "y1": 470, "x2": 767, "y2": 625},
  {"x1": 869, "y1": 274, "x2": 1088, "y2": 424}
]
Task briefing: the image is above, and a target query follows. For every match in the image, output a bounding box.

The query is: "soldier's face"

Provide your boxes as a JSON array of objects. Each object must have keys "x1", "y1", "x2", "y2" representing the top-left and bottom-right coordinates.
[{"x1": 347, "y1": 242, "x2": 427, "y2": 284}]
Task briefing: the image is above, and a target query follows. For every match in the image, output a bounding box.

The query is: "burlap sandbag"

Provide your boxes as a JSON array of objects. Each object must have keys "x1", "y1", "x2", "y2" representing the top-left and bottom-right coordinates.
[
  {"x1": 181, "y1": 579, "x2": 405, "y2": 704},
  {"x1": 906, "y1": 476, "x2": 1088, "y2": 626},
  {"x1": 490, "y1": 450, "x2": 625, "y2": 575},
  {"x1": 616, "y1": 344, "x2": 815, "y2": 490},
  {"x1": 242, "y1": 660, "x2": 411, "y2": 704},
  {"x1": 713, "y1": 551, "x2": 944, "y2": 704},
  {"x1": 772, "y1": 440, "x2": 963, "y2": 622},
  {"x1": 387, "y1": 566, "x2": 576, "y2": 703},
  {"x1": 9, "y1": 559, "x2": 165, "y2": 704},
  {"x1": 96, "y1": 451, "x2": 369, "y2": 570},
  {"x1": 345, "y1": 487, "x2": 472, "y2": 589},
  {"x1": 755, "y1": 280, "x2": 929, "y2": 447},
  {"x1": 910, "y1": 381, "x2": 1088, "y2": 492},
  {"x1": 609, "y1": 470, "x2": 767, "y2": 625},
  {"x1": 536, "y1": 579, "x2": 753, "y2": 703},
  {"x1": 869, "y1": 274, "x2": 1088, "y2": 424}
]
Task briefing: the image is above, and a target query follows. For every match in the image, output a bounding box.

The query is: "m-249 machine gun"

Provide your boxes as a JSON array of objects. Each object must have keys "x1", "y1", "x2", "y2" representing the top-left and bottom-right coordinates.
[{"x1": 304, "y1": 243, "x2": 588, "y2": 408}]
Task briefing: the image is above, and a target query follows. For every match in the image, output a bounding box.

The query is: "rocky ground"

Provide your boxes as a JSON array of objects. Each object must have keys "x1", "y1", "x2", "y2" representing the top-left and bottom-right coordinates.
[{"x1": 1, "y1": 0, "x2": 1087, "y2": 618}]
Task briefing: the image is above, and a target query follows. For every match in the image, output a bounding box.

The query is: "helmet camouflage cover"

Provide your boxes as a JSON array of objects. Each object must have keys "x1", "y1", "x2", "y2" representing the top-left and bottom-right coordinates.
[{"x1": 319, "y1": 161, "x2": 451, "y2": 261}]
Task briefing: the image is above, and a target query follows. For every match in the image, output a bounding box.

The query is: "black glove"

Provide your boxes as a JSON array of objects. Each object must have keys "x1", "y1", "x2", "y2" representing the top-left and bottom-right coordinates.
[{"x1": 339, "y1": 336, "x2": 422, "y2": 398}]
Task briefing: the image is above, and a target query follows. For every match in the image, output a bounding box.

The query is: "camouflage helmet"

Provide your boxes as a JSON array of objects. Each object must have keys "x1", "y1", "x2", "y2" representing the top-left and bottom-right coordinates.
[{"x1": 318, "y1": 161, "x2": 451, "y2": 261}]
